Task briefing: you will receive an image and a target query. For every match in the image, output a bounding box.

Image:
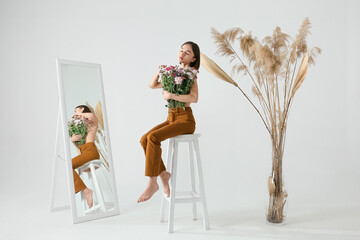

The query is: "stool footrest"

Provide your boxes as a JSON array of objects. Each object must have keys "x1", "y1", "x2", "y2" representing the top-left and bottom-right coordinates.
[
  {"x1": 174, "y1": 197, "x2": 201, "y2": 204},
  {"x1": 165, "y1": 191, "x2": 201, "y2": 203}
]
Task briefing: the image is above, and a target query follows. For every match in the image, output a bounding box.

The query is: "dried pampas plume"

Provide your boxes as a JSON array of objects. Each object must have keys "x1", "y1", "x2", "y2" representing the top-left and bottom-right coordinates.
[
  {"x1": 290, "y1": 17, "x2": 312, "y2": 62},
  {"x1": 291, "y1": 49, "x2": 309, "y2": 98},
  {"x1": 95, "y1": 101, "x2": 104, "y2": 129},
  {"x1": 200, "y1": 52, "x2": 238, "y2": 87},
  {"x1": 268, "y1": 176, "x2": 276, "y2": 195}
]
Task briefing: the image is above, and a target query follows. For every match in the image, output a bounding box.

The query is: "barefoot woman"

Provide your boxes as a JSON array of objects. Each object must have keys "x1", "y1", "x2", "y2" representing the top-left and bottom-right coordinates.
[
  {"x1": 138, "y1": 41, "x2": 200, "y2": 203},
  {"x1": 70, "y1": 105, "x2": 99, "y2": 208}
]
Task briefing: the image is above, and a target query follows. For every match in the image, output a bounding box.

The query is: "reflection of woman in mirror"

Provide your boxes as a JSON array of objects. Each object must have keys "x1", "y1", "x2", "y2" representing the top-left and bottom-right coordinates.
[
  {"x1": 138, "y1": 41, "x2": 200, "y2": 203},
  {"x1": 70, "y1": 105, "x2": 99, "y2": 208}
]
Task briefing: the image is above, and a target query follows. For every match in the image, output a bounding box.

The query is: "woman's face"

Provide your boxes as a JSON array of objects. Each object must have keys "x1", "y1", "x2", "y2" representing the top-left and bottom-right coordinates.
[{"x1": 178, "y1": 44, "x2": 196, "y2": 67}]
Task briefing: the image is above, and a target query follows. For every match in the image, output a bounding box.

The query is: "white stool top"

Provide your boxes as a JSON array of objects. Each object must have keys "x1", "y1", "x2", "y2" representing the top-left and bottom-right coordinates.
[
  {"x1": 171, "y1": 133, "x2": 201, "y2": 140},
  {"x1": 76, "y1": 159, "x2": 102, "y2": 171}
]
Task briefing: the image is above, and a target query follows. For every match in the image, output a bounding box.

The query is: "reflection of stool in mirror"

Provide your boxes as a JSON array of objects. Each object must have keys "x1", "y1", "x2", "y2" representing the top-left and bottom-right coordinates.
[
  {"x1": 160, "y1": 134, "x2": 210, "y2": 233},
  {"x1": 76, "y1": 159, "x2": 112, "y2": 214}
]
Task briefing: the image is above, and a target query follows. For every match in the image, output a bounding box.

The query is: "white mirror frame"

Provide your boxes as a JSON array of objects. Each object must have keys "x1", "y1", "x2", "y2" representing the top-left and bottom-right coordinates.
[{"x1": 56, "y1": 58, "x2": 120, "y2": 223}]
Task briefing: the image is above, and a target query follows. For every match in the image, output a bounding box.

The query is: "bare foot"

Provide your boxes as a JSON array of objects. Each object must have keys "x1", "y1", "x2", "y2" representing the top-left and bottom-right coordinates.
[
  {"x1": 160, "y1": 171, "x2": 171, "y2": 198},
  {"x1": 83, "y1": 188, "x2": 93, "y2": 208},
  {"x1": 137, "y1": 178, "x2": 159, "y2": 203}
]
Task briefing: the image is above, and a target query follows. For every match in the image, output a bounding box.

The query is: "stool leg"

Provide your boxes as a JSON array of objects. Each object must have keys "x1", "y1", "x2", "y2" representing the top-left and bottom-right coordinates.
[
  {"x1": 168, "y1": 141, "x2": 179, "y2": 233},
  {"x1": 166, "y1": 139, "x2": 174, "y2": 174},
  {"x1": 101, "y1": 165, "x2": 113, "y2": 195},
  {"x1": 193, "y1": 138, "x2": 210, "y2": 230},
  {"x1": 188, "y1": 141, "x2": 197, "y2": 220},
  {"x1": 99, "y1": 165, "x2": 114, "y2": 210},
  {"x1": 79, "y1": 170, "x2": 88, "y2": 212},
  {"x1": 89, "y1": 163, "x2": 106, "y2": 212},
  {"x1": 160, "y1": 139, "x2": 174, "y2": 222}
]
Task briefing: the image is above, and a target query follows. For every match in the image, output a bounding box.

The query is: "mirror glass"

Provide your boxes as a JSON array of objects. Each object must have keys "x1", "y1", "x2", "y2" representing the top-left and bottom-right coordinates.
[{"x1": 57, "y1": 59, "x2": 119, "y2": 222}]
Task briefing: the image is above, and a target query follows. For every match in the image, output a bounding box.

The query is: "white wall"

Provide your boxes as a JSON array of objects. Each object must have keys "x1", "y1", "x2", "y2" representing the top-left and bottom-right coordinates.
[{"x1": 0, "y1": 0, "x2": 359, "y2": 216}]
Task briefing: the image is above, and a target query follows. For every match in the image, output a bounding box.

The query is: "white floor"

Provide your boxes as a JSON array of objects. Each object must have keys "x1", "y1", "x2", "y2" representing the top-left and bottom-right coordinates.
[{"x1": 2, "y1": 193, "x2": 359, "y2": 240}]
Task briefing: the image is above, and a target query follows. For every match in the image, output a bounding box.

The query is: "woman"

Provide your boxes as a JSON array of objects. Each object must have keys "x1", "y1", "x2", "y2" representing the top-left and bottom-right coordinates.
[
  {"x1": 138, "y1": 41, "x2": 200, "y2": 203},
  {"x1": 70, "y1": 105, "x2": 100, "y2": 209}
]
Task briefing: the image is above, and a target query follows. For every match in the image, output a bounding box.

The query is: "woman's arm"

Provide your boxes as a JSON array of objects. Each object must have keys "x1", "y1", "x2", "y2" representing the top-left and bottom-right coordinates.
[
  {"x1": 74, "y1": 112, "x2": 94, "y2": 119},
  {"x1": 163, "y1": 79, "x2": 198, "y2": 103},
  {"x1": 149, "y1": 71, "x2": 162, "y2": 89},
  {"x1": 71, "y1": 134, "x2": 81, "y2": 150}
]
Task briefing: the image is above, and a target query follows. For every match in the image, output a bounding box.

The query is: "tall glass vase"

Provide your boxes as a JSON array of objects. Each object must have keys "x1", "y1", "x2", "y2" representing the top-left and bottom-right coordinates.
[{"x1": 266, "y1": 139, "x2": 288, "y2": 224}]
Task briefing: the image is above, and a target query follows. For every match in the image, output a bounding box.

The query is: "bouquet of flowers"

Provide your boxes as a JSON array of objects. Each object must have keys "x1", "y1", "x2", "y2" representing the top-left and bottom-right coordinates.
[
  {"x1": 68, "y1": 116, "x2": 88, "y2": 146},
  {"x1": 159, "y1": 65, "x2": 198, "y2": 109}
]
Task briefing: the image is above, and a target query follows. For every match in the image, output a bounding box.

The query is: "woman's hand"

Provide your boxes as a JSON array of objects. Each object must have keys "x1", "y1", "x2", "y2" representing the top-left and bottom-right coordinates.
[
  {"x1": 156, "y1": 65, "x2": 166, "y2": 78},
  {"x1": 72, "y1": 114, "x2": 83, "y2": 119},
  {"x1": 162, "y1": 90, "x2": 173, "y2": 101},
  {"x1": 149, "y1": 67, "x2": 163, "y2": 89},
  {"x1": 71, "y1": 134, "x2": 82, "y2": 143}
]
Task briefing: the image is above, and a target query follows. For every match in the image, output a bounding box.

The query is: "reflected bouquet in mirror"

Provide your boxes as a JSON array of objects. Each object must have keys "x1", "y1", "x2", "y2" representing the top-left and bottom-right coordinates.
[
  {"x1": 68, "y1": 116, "x2": 88, "y2": 146},
  {"x1": 159, "y1": 65, "x2": 198, "y2": 109}
]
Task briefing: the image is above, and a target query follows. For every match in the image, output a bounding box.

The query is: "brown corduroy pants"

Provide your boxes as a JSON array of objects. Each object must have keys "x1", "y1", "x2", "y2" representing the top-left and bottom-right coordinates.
[
  {"x1": 140, "y1": 107, "x2": 196, "y2": 176},
  {"x1": 72, "y1": 142, "x2": 100, "y2": 193}
]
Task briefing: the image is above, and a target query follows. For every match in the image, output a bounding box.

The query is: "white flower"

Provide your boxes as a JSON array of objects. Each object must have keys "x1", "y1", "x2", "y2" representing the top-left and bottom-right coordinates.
[{"x1": 175, "y1": 77, "x2": 183, "y2": 85}]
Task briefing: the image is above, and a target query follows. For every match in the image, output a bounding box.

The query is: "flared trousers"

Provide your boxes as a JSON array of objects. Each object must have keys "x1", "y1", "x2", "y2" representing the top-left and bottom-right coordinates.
[
  {"x1": 72, "y1": 142, "x2": 100, "y2": 193},
  {"x1": 140, "y1": 107, "x2": 196, "y2": 176}
]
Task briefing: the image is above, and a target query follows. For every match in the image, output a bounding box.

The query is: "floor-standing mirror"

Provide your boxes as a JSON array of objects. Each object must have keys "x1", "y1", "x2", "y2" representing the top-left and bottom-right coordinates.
[{"x1": 54, "y1": 59, "x2": 119, "y2": 223}]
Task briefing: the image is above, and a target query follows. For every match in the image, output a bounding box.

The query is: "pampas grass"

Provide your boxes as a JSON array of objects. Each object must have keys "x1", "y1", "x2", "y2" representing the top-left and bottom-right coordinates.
[
  {"x1": 95, "y1": 101, "x2": 104, "y2": 129},
  {"x1": 204, "y1": 18, "x2": 321, "y2": 223}
]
